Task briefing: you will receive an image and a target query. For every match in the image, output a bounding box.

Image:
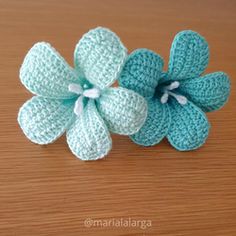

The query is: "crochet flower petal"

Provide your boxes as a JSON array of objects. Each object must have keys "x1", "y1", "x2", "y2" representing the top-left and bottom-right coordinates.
[
  {"x1": 119, "y1": 49, "x2": 164, "y2": 99},
  {"x1": 166, "y1": 30, "x2": 209, "y2": 80},
  {"x1": 179, "y1": 72, "x2": 230, "y2": 112},
  {"x1": 74, "y1": 27, "x2": 127, "y2": 89},
  {"x1": 131, "y1": 98, "x2": 171, "y2": 146},
  {"x1": 20, "y1": 42, "x2": 79, "y2": 99},
  {"x1": 97, "y1": 87, "x2": 147, "y2": 135},
  {"x1": 18, "y1": 96, "x2": 75, "y2": 144},
  {"x1": 66, "y1": 100, "x2": 112, "y2": 161},
  {"x1": 167, "y1": 100, "x2": 210, "y2": 151}
]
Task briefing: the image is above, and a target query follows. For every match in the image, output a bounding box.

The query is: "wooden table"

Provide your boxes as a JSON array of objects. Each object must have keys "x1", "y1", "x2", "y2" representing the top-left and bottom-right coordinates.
[{"x1": 1, "y1": 0, "x2": 236, "y2": 235}]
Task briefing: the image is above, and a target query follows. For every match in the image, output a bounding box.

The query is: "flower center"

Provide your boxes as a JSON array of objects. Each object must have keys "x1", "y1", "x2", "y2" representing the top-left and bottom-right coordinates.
[
  {"x1": 160, "y1": 81, "x2": 187, "y2": 105},
  {"x1": 68, "y1": 83, "x2": 101, "y2": 116}
]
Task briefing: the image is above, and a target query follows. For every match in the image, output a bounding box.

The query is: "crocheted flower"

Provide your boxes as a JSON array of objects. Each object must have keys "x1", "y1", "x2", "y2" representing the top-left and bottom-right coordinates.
[
  {"x1": 119, "y1": 30, "x2": 230, "y2": 151},
  {"x1": 18, "y1": 27, "x2": 147, "y2": 160}
]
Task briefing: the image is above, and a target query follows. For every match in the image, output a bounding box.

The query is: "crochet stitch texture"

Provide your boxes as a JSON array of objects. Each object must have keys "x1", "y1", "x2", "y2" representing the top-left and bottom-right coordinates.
[
  {"x1": 18, "y1": 27, "x2": 148, "y2": 160},
  {"x1": 119, "y1": 30, "x2": 230, "y2": 151}
]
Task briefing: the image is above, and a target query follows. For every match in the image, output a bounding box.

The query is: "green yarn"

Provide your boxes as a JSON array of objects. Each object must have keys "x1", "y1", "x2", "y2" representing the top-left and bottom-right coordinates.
[
  {"x1": 67, "y1": 100, "x2": 112, "y2": 161},
  {"x1": 97, "y1": 87, "x2": 147, "y2": 135},
  {"x1": 20, "y1": 42, "x2": 79, "y2": 99},
  {"x1": 166, "y1": 100, "x2": 209, "y2": 151},
  {"x1": 179, "y1": 72, "x2": 230, "y2": 112},
  {"x1": 119, "y1": 30, "x2": 230, "y2": 151},
  {"x1": 18, "y1": 27, "x2": 147, "y2": 161},
  {"x1": 131, "y1": 98, "x2": 171, "y2": 146},
  {"x1": 119, "y1": 48, "x2": 164, "y2": 99},
  {"x1": 18, "y1": 97, "x2": 75, "y2": 144},
  {"x1": 18, "y1": 28, "x2": 231, "y2": 158},
  {"x1": 167, "y1": 30, "x2": 209, "y2": 80},
  {"x1": 74, "y1": 27, "x2": 127, "y2": 89}
]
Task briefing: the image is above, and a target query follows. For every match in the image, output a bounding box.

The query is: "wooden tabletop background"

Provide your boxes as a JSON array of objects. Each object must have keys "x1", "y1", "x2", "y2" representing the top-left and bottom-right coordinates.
[{"x1": 0, "y1": 0, "x2": 236, "y2": 235}]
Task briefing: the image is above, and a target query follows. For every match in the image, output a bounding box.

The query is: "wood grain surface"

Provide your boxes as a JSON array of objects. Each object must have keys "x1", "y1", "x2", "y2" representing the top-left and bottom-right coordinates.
[{"x1": 0, "y1": 0, "x2": 236, "y2": 235}]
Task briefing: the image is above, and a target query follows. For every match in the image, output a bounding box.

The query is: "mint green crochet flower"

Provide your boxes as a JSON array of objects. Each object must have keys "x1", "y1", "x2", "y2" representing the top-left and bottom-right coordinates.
[
  {"x1": 119, "y1": 30, "x2": 230, "y2": 151},
  {"x1": 18, "y1": 27, "x2": 147, "y2": 160}
]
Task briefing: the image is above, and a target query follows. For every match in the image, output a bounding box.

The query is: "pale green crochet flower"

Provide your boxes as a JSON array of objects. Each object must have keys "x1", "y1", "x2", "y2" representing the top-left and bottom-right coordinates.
[{"x1": 18, "y1": 27, "x2": 147, "y2": 161}]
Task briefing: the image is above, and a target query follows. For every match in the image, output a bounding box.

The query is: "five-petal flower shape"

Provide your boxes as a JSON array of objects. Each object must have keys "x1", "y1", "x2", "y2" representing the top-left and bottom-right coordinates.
[
  {"x1": 119, "y1": 30, "x2": 230, "y2": 151},
  {"x1": 18, "y1": 27, "x2": 147, "y2": 160}
]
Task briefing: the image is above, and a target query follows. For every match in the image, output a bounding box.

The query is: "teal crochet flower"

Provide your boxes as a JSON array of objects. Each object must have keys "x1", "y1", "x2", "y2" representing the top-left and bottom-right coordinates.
[
  {"x1": 119, "y1": 30, "x2": 230, "y2": 151},
  {"x1": 18, "y1": 27, "x2": 147, "y2": 160}
]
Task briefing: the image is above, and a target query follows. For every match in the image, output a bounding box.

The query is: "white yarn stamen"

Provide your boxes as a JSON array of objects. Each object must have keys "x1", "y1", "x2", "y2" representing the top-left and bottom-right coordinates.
[
  {"x1": 73, "y1": 95, "x2": 84, "y2": 116},
  {"x1": 83, "y1": 88, "x2": 100, "y2": 98},
  {"x1": 68, "y1": 83, "x2": 83, "y2": 95},
  {"x1": 68, "y1": 83, "x2": 101, "y2": 116},
  {"x1": 167, "y1": 91, "x2": 187, "y2": 105},
  {"x1": 160, "y1": 93, "x2": 169, "y2": 104},
  {"x1": 160, "y1": 81, "x2": 187, "y2": 105},
  {"x1": 164, "y1": 81, "x2": 180, "y2": 91}
]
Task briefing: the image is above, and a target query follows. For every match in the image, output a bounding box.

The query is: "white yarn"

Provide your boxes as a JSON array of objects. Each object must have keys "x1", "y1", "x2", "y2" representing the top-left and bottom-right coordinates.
[
  {"x1": 68, "y1": 83, "x2": 83, "y2": 94},
  {"x1": 164, "y1": 81, "x2": 180, "y2": 90},
  {"x1": 83, "y1": 88, "x2": 101, "y2": 98},
  {"x1": 160, "y1": 81, "x2": 187, "y2": 105},
  {"x1": 68, "y1": 83, "x2": 101, "y2": 116},
  {"x1": 74, "y1": 95, "x2": 84, "y2": 115}
]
